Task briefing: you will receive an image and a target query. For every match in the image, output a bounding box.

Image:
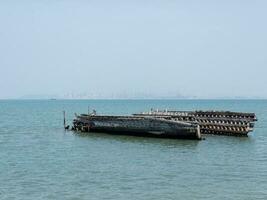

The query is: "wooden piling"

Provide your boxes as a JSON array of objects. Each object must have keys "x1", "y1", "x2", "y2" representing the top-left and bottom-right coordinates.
[{"x1": 63, "y1": 110, "x2": 66, "y2": 129}]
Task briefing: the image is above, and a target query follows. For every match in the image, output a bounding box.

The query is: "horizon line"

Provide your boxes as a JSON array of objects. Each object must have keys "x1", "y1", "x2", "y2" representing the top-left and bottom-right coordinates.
[{"x1": 0, "y1": 98, "x2": 266, "y2": 100}]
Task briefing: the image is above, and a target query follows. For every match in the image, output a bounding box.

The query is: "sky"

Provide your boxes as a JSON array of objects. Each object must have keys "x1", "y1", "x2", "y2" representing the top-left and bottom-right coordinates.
[{"x1": 0, "y1": 0, "x2": 266, "y2": 99}]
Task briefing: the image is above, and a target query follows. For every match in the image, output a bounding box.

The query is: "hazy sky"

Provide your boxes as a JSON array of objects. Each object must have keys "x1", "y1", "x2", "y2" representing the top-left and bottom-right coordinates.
[{"x1": 0, "y1": 0, "x2": 266, "y2": 99}]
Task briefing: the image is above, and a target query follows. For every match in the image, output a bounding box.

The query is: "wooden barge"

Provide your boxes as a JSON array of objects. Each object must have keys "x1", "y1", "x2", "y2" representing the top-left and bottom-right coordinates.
[
  {"x1": 72, "y1": 114, "x2": 201, "y2": 140},
  {"x1": 133, "y1": 110, "x2": 257, "y2": 136}
]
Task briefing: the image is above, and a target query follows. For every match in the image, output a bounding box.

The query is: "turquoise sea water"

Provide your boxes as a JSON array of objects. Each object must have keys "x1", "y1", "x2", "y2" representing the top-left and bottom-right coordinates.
[{"x1": 0, "y1": 100, "x2": 266, "y2": 200}]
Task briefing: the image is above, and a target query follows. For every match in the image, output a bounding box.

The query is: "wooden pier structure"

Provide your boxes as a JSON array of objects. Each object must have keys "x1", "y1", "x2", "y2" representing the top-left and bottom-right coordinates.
[{"x1": 134, "y1": 110, "x2": 257, "y2": 136}]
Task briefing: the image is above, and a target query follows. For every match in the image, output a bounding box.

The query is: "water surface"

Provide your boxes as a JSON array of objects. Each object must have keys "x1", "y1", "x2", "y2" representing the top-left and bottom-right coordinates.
[{"x1": 0, "y1": 100, "x2": 266, "y2": 200}]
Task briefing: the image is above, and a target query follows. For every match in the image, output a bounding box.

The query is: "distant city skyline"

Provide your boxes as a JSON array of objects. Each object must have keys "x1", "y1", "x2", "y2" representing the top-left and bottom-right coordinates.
[
  {"x1": 17, "y1": 91, "x2": 266, "y2": 100},
  {"x1": 0, "y1": 1, "x2": 267, "y2": 99}
]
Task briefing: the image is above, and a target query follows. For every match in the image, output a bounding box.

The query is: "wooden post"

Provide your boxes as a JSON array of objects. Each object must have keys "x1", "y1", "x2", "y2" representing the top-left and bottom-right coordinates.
[{"x1": 63, "y1": 110, "x2": 66, "y2": 128}]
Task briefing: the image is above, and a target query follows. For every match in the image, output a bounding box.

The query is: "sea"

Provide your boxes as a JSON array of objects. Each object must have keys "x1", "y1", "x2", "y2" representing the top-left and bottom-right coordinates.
[{"x1": 0, "y1": 99, "x2": 266, "y2": 200}]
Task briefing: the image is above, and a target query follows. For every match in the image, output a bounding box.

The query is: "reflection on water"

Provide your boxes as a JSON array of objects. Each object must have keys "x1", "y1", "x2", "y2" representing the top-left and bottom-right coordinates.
[{"x1": 75, "y1": 131, "x2": 200, "y2": 149}]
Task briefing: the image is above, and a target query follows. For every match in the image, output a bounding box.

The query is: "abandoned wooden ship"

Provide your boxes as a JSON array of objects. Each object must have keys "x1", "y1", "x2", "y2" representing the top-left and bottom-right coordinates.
[
  {"x1": 133, "y1": 110, "x2": 257, "y2": 136},
  {"x1": 72, "y1": 112, "x2": 201, "y2": 140}
]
